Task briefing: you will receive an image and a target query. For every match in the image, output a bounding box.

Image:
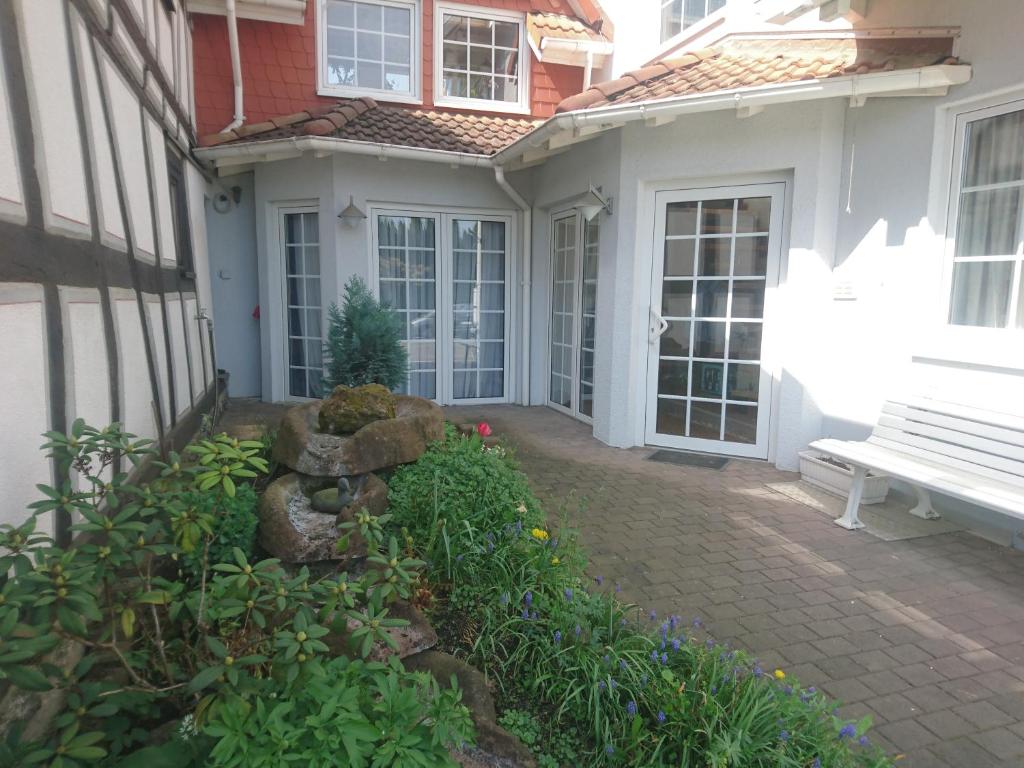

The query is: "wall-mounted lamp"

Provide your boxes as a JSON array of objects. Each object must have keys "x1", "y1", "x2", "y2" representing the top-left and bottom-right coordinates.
[
  {"x1": 574, "y1": 184, "x2": 612, "y2": 222},
  {"x1": 338, "y1": 195, "x2": 367, "y2": 228}
]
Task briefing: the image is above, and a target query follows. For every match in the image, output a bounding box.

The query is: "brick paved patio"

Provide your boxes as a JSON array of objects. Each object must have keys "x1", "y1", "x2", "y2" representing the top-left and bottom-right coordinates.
[{"x1": 447, "y1": 405, "x2": 1024, "y2": 768}]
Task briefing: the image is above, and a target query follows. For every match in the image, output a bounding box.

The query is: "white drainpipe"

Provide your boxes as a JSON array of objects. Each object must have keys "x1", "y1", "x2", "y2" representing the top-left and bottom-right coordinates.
[
  {"x1": 220, "y1": 0, "x2": 245, "y2": 133},
  {"x1": 493, "y1": 166, "x2": 532, "y2": 407},
  {"x1": 583, "y1": 50, "x2": 594, "y2": 90}
]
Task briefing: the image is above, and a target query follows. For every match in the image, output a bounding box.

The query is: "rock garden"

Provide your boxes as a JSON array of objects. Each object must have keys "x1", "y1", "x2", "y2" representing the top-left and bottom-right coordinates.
[{"x1": 0, "y1": 281, "x2": 894, "y2": 767}]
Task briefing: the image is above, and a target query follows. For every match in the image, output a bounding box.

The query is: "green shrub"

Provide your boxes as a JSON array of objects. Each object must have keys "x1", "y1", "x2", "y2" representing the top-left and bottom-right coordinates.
[
  {"x1": 388, "y1": 426, "x2": 892, "y2": 768},
  {"x1": 179, "y1": 484, "x2": 258, "y2": 581},
  {"x1": 323, "y1": 276, "x2": 408, "y2": 391},
  {"x1": 0, "y1": 421, "x2": 472, "y2": 767}
]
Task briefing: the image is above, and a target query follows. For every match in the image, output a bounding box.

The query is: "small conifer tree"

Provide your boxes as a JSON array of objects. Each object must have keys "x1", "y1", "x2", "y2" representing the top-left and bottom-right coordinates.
[{"x1": 323, "y1": 276, "x2": 408, "y2": 391}]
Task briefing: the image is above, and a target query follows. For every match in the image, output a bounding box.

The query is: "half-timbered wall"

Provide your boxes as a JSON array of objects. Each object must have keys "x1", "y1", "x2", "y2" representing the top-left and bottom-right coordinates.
[{"x1": 0, "y1": 0, "x2": 214, "y2": 543}]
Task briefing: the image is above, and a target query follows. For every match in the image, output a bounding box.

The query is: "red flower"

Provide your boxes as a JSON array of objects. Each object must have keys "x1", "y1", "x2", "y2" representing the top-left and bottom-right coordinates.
[{"x1": 476, "y1": 422, "x2": 493, "y2": 437}]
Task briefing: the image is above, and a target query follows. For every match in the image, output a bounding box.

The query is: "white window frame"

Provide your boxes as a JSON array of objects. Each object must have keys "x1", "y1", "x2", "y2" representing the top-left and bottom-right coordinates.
[
  {"x1": 922, "y1": 88, "x2": 1024, "y2": 371},
  {"x1": 432, "y1": 1, "x2": 530, "y2": 116},
  {"x1": 368, "y1": 203, "x2": 517, "y2": 405},
  {"x1": 316, "y1": 0, "x2": 423, "y2": 105},
  {"x1": 655, "y1": 0, "x2": 727, "y2": 56}
]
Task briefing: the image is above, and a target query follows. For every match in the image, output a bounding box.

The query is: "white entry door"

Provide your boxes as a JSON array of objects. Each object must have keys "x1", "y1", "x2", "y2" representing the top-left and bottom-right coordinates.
[
  {"x1": 548, "y1": 211, "x2": 599, "y2": 420},
  {"x1": 645, "y1": 184, "x2": 784, "y2": 458}
]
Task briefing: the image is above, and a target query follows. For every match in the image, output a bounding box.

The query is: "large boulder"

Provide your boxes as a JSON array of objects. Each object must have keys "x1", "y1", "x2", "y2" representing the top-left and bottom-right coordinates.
[
  {"x1": 318, "y1": 384, "x2": 396, "y2": 435},
  {"x1": 258, "y1": 473, "x2": 368, "y2": 563},
  {"x1": 274, "y1": 395, "x2": 443, "y2": 477},
  {"x1": 403, "y1": 651, "x2": 536, "y2": 768},
  {"x1": 326, "y1": 601, "x2": 437, "y2": 661}
]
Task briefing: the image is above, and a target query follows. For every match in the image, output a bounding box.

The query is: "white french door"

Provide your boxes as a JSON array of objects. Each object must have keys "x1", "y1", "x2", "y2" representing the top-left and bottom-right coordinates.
[
  {"x1": 548, "y1": 211, "x2": 599, "y2": 420},
  {"x1": 373, "y1": 210, "x2": 511, "y2": 405},
  {"x1": 282, "y1": 209, "x2": 324, "y2": 399},
  {"x1": 645, "y1": 184, "x2": 783, "y2": 458}
]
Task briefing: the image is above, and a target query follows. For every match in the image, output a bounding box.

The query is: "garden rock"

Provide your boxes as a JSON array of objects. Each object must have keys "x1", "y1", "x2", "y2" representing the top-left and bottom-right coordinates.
[
  {"x1": 327, "y1": 601, "x2": 437, "y2": 660},
  {"x1": 318, "y1": 383, "x2": 396, "y2": 435},
  {"x1": 258, "y1": 473, "x2": 366, "y2": 562},
  {"x1": 452, "y1": 723, "x2": 537, "y2": 768},
  {"x1": 308, "y1": 473, "x2": 389, "y2": 520},
  {"x1": 274, "y1": 395, "x2": 443, "y2": 477},
  {"x1": 0, "y1": 638, "x2": 83, "y2": 742}
]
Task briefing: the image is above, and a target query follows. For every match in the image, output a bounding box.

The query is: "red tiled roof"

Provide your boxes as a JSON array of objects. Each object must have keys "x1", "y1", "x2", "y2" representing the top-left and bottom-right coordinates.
[
  {"x1": 527, "y1": 12, "x2": 609, "y2": 47},
  {"x1": 199, "y1": 98, "x2": 540, "y2": 155},
  {"x1": 556, "y1": 35, "x2": 960, "y2": 113}
]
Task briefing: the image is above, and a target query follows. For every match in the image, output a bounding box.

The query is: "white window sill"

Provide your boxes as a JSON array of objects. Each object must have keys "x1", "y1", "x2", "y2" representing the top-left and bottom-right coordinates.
[
  {"x1": 432, "y1": 96, "x2": 531, "y2": 116},
  {"x1": 317, "y1": 86, "x2": 422, "y2": 105},
  {"x1": 914, "y1": 327, "x2": 1024, "y2": 372}
]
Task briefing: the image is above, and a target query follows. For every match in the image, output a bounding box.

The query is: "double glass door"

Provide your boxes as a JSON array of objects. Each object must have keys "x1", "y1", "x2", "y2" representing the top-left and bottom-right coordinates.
[
  {"x1": 549, "y1": 211, "x2": 599, "y2": 420},
  {"x1": 375, "y1": 210, "x2": 510, "y2": 404},
  {"x1": 645, "y1": 184, "x2": 783, "y2": 458}
]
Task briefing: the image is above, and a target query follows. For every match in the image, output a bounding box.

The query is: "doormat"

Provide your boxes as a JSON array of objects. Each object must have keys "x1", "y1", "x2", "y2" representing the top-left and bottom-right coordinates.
[{"x1": 646, "y1": 450, "x2": 729, "y2": 470}]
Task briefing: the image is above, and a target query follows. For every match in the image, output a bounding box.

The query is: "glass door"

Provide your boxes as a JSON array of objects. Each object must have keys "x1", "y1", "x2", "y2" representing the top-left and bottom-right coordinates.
[
  {"x1": 548, "y1": 211, "x2": 600, "y2": 420},
  {"x1": 377, "y1": 214, "x2": 439, "y2": 399},
  {"x1": 645, "y1": 184, "x2": 783, "y2": 458},
  {"x1": 283, "y1": 210, "x2": 323, "y2": 399}
]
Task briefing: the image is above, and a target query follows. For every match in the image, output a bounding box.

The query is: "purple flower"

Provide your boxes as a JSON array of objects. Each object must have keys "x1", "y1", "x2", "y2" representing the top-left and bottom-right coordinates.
[
  {"x1": 784, "y1": 685, "x2": 793, "y2": 695},
  {"x1": 595, "y1": 575, "x2": 604, "y2": 586},
  {"x1": 705, "y1": 638, "x2": 714, "y2": 650},
  {"x1": 649, "y1": 609, "x2": 657, "y2": 621},
  {"x1": 604, "y1": 745, "x2": 614, "y2": 756},
  {"x1": 669, "y1": 615, "x2": 679, "y2": 631},
  {"x1": 710, "y1": 685, "x2": 717, "y2": 695},
  {"x1": 626, "y1": 700, "x2": 637, "y2": 717},
  {"x1": 620, "y1": 618, "x2": 627, "y2": 626},
  {"x1": 614, "y1": 582, "x2": 622, "y2": 594},
  {"x1": 657, "y1": 711, "x2": 666, "y2": 723},
  {"x1": 456, "y1": 554, "x2": 464, "y2": 562},
  {"x1": 603, "y1": 654, "x2": 610, "y2": 665},
  {"x1": 553, "y1": 630, "x2": 562, "y2": 645},
  {"x1": 524, "y1": 591, "x2": 533, "y2": 607},
  {"x1": 650, "y1": 650, "x2": 659, "y2": 663},
  {"x1": 564, "y1": 588, "x2": 574, "y2": 601},
  {"x1": 660, "y1": 653, "x2": 668, "y2": 664},
  {"x1": 671, "y1": 638, "x2": 681, "y2": 652},
  {"x1": 575, "y1": 624, "x2": 582, "y2": 638},
  {"x1": 521, "y1": 608, "x2": 529, "y2": 620},
  {"x1": 619, "y1": 659, "x2": 628, "y2": 671},
  {"x1": 500, "y1": 592, "x2": 509, "y2": 606},
  {"x1": 838, "y1": 724, "x2": 856, "y2": 740},
  {"x1": 550, "y1": 537, "x2": 559, "y2": 548},
  {"x1": 693, "y1": 617, "x2": 703, "y2": 629},
  {"x1": 610, "y1": 678, "x2": 617, "y2": 689},
  {"x1": 531, "y1": 610, "x2": 538, "y2": 620},
  {"x1": 598, "y1": 680, "x2": 606, "y2": 691},
  {"x1": 515, "y1": 519, "x2": 523, "y2": 533},
  {"x1": 753, "y1": 664, "x2": 763, "y2": 678},
  {"x1": 859, "y1": 736, "x2": 869, "y2": 747},
  {"x1": 779, "y1": 730, "x2": 790, "y2": 743},
  {"x1": 812, "y1": 760, "x2": 821, "y2": 768}
]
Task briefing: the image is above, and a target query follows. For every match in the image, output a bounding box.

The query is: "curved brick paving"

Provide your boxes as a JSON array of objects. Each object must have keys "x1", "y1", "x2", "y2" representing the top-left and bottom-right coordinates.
[{"x1": 447, "y1": 405, "x2": 1024, "y2": 768}]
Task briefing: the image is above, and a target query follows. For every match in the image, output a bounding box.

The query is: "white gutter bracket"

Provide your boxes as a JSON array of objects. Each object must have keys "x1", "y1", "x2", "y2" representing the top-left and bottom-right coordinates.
[{"x1": 219, "y1": 0, "x2": 245, "y2": 133}]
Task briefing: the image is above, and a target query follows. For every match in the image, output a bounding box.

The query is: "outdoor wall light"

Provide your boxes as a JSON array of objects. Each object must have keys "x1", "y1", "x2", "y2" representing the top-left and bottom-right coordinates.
[
  {"x1": 338, "y1": 195, "x2": 367, "y2": 228},
  {"x1": 574, "y1": 184, "x2": 612, "y2": 221}
]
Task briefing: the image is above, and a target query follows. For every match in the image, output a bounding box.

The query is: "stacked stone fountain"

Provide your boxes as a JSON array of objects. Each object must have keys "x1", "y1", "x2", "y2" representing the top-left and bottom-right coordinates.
[
  {"x1": 259, "y1": 384, "x2": 536, "y2": 767},
  {"x1": 260, "y1": 383, "x2": 442, "y2": 565}
]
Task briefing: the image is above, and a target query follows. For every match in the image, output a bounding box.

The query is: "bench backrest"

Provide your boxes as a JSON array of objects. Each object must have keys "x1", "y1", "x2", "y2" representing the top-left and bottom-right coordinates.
[{"x1": 868, "y1": 397, "x2": 1024, "y2": 489}]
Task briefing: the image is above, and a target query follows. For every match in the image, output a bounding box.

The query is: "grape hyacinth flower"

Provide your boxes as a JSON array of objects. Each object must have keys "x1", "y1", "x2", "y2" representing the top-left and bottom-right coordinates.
[
  {"x1": 657, "y1": 711, "x2": 666, "y2": 724},
  {"x1": 595, "y1": 575, "x2": 604, "y2": 586},
  {"x1": 779, "y1": 731, "x2": 790, "y2": 743},
  {"x1": 660, "y1": 652, "x2": 668, "y2": 664},
  {"x1": 812, "y1": 760, "x2": 821, "y2": 768},
  {"x1": 626, "y1": 700, "x2": 637, "y2": 718},
  {"x1": 753, "y1": 664, "x2": 764, "y2": 678},
  {"x1": 619, "y1": 659, "x2": 628, "y2": 671},
  {"x1": 672, "y1": 638, "x2": 681, "y2": 652},
  {"x1": 598, "y1": 680, "x2": 606, "y2": 691},
  {"x1": 575, "y1": 624, "x2": 582, "y2": 638},
  {"x1": 650, "y1": 650, "x2": 659, "y2": 663},
  {"x1": 553, "y1": 630, "x2": 562, "y2": 645},
  {"x1": 649, "y1": 609, "x2": 657, "y2": 621},
  {"x1": 605, "y1": 745, "x2": 614, "y2": 756},
  {"x1": 693, "y1": 617, "x2": 703, "y2": 629},
  {"x1": 564, "y1": 588, "x2": 574, "y2": 601},
  {"x1": 524, "y1": 591, "x2": 533, "y2": 607},
  {"x1": 521, "y1": 608, "x2": 529, "y2": 620},
  {"x1": 530, "y1": 610, "x2": 538, "y2": 621},
  {"x1": 838, "y1": 724, "x2": 857, "y2": 740},
  {"x1": 615, "y1": 582, "x2": 622, "y2": 594},
  {"x1": 859, "y1": 736, "x2": 870, "y2": 747}
]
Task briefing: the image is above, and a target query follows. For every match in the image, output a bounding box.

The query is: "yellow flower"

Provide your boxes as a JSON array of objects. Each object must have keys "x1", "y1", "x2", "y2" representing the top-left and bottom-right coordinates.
[
  {"x1": 551, "y1": 556, "x2": 560, "y2": 565},
  {"x1": 531, "y1": 528, "x2": 549, "y2": 541},
  {"x1": 773, "y1": 669, "x2": 785, "y2": 680}
]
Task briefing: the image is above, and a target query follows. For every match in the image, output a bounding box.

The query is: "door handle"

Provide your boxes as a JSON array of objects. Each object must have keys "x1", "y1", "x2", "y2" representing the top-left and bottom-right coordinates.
[{"x1": 649, "y1": 308, "x2": 669, "y2": 342}]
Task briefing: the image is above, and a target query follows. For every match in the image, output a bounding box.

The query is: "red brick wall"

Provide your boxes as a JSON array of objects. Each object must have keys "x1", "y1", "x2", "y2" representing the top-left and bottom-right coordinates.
[{"x1": 191, "y1": 1, "x2": 585, "y2": 137}]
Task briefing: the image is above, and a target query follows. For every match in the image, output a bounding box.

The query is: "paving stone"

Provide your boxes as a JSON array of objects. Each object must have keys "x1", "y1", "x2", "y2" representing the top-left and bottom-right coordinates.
[{"x1": 970, "y1": 727, "x2": 1024, "y2": 761}]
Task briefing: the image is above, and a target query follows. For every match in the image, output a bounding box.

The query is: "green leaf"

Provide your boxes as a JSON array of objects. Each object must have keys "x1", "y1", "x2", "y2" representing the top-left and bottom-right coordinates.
[
  {"x1": 6, "y1": 665, "x2": 52, "y2": 691},
  {"x1": 188, "y1": 664, "x2": 225, "y2": 692}
]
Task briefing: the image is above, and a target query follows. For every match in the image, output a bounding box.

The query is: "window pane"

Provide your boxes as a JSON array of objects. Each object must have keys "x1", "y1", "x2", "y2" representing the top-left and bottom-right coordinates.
[
  {"x1": 692, "y1": 361, "x2": 723, "y2": 398},
  {"x1": 956, "y1": 188, "x2": 1021, "y2": 257},
  {"x1": 383, "y1": 5, "x2": 410, "y2": 36},
  {"x1": 495, "y1": 76, "x2": 518, "y2": 102},
  {"x1": 356, "y1": 3, "x2": 381, "y2": 30},
  {"x1": 735, "y1": 197, "x2": 771, "y2": 233},
  {"x1": 327, "y1": 0, "x2": 354, "y2": 27},
  {"x1": 469, "y1": 45, "x2": 493, "y2": 73},
  {"x1": 357, "y1": 60, "x2": 383, "y2": 89},
  {"x1": 665, "y1": 201, "x2": 698, "y2": 236},
  {"x1": 443, "y1": 14, "x2": 467, "y2": 41},
  {"x1": 658, "y1": 359, "x2": 688, "y2": 396},
  {"x1": 470, "y1": 74, "x2": 493, "y2": 100},
  {"x1": 731, "y1": 281, "x2": 765, "y2": 319},
  {"x1": 468, "y1": 17, "x2": 492, "y2": 44},
  {"x1": 656, "y1": 398, "x2": 686, "y2": 436},
  {"x1": 701, "y1": 199, "x2": 734, "y2": 235},
  {"x1": 328, "y1": 28, "x2": 355, "y2": 57},
  {"x1": 662, "y1": 280, "x2": 693, "y2": 317},
  {"x1": 689, "y1": 401, "x2": 722, "y2": 439},
  {"x1": 443, "y1": 71, "x2": 467, "y2": 97},
  {"x1": 964, "y1": 109, "x2": 1024, "y2": 187},
  {"x1": 693, "y1": 321, "x2": 725, "y2": 358},
  {"x1": 698, "y1": 238, "x2": 730, "y2": 276},
  {"x1": 950, "y1": 260, "x2": 1013, "y2": 327},
  {"x1": 661, "y1": 320, "x2": 690, "y2": 357},
  {"x1": 664, "y1": 239, "x2": 695, "y2": 276},
  {"x1": 727, "y1": 363, "x2": 759, "y2": 402},
  {"x1": 734, "y1": 237, "x2": 768, "y2": 276},
  {"x1": 384, "y1": 35, "x2": 409, "y2": 64},
  {"x1": 696, "y1": 280, "x2": 728, "y2": 317},
  {"x1": 494, "y1": 21, "x2": 517, "y2": 47},
  {"x1": 724, "y1": 404, "x2": 757, "y2": 444},
  {"x1": 357, "y1": 31, "x2": 382, "y2": 59},
  {"x1": 729, "y1": 322, "x2": 762, "y2": 360}
]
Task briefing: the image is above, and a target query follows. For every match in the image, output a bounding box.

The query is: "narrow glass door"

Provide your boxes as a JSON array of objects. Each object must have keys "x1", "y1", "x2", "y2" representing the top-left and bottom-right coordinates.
[
  {"x1": 451, "y1": 218, "x2": 507, "y2": 400},
  {"x1": 284, "y1": 210, "x2": 323, "y2": 398},
  {"x1": 645, "y1": 185, "x2": 783, "y2": 458},
  {"x1": 549, "y1": 214, "x2": 577, "y2": 409},
  {"x1": 549, "y1": 213, "x2": 600, "y2": 420},
  {"x1": 377, "y1": 214, "x2": 438, "y2": 398}
]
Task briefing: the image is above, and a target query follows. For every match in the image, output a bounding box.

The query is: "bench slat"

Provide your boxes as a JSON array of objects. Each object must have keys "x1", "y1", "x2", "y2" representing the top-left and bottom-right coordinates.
[
  {"x1": 892, "y1": 397, "x2": 1024, "y2": 433},
  {"x1": 876, "y1": 413, "x2": 1024, "y2": 463},
  {"x1": 882, "y1": 403, "x2": 1024, "y2": 450},
  {"x1": 867, "y1": 433, "x2": 1024, "y2": 488},
  {"x1": 869, "y1": 427, "x2": 1024, "y2": 480},
  {"x1": 811, "y1": 438, "x2": 1024, "y2": 516}
]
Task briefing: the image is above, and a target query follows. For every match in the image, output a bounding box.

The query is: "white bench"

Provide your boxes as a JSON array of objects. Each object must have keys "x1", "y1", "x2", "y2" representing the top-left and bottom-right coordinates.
[{"x1": 809, "y1": 397, "x2": 1024, "y2": 530}]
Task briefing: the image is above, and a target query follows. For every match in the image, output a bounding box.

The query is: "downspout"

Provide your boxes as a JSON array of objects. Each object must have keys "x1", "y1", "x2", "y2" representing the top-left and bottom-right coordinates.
[
  {"x1": 220, "y1": 0, "x2": 245, "y2": 133},
  {"x1": 494, "y1": 165, "x2": 532, "y2": 407}
]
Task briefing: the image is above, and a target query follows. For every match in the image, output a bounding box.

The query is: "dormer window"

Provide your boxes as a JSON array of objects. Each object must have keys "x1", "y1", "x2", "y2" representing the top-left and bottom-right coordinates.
[
  {"x1": 660, "y1": 0, "x2": 726, "y2": 43},
  {"x1": 318, "y1": 0, "x2": 421, "y2": 102},
  {"x1": 434, "y1": 3, "x2": 529, "y2": 114}
]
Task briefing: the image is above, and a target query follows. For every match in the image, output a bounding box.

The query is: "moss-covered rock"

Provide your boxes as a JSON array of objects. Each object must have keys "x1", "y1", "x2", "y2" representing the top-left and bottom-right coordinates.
[{"x1": 318, "y1": 383, "x2": 396, "y2": 435}]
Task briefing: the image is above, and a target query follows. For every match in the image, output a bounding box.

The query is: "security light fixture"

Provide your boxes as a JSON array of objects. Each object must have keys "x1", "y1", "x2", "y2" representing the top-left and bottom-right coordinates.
[
  {"x1": 338, "y1": 195, "x2": 367, "y2": 228},
  {"x1": 574, "y1": 184, "x2": 612, "y2": 221}
]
